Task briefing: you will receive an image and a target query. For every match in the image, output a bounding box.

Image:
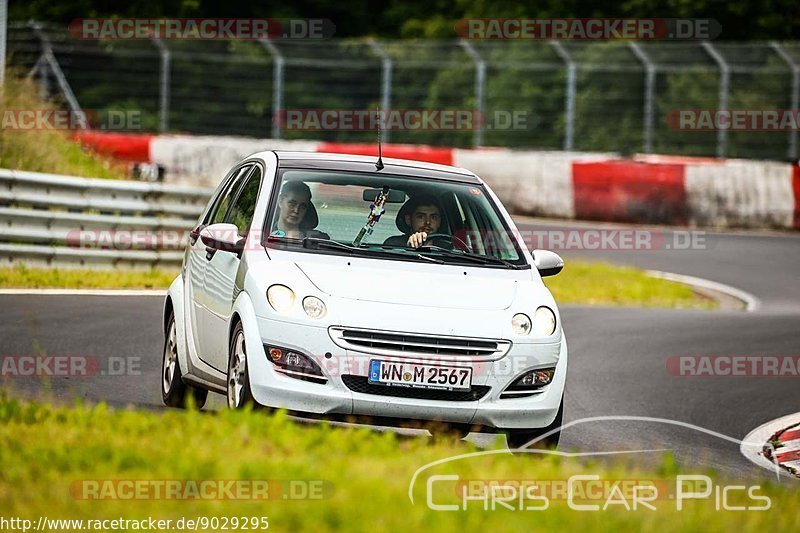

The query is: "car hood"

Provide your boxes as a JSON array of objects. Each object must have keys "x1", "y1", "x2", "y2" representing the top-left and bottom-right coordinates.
[{"x1": 295, "y1": 261, "x2": 518, "y2": 310}]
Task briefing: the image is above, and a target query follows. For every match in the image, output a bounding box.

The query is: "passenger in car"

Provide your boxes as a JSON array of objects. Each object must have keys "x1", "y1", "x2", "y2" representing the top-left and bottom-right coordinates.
[{"x1": 270, "y1": 181, "x2": 330, "y2": 239}]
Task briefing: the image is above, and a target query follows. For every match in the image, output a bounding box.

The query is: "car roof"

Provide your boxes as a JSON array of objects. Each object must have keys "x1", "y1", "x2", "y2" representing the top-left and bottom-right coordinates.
[{"x1": 252, "y1": 150, "x2": 481, "y2": 184}]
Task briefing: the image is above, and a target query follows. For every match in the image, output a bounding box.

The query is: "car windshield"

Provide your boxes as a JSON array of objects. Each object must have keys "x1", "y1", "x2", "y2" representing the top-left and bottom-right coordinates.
[{"x1": 263, "y1": 168, "x2": 526, "y2": 268}]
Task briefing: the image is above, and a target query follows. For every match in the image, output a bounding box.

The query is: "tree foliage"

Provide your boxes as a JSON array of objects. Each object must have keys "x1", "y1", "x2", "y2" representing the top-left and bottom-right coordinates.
[{"x1": 10, "y1": 0, "x2": 800, "y2": 40}]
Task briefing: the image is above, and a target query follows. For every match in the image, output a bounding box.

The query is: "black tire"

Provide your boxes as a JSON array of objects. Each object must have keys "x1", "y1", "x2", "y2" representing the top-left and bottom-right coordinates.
[
  {"x1": 505, "y1": 397, "x2": 564, "y2": 450},
  {"x1": 162, "y1": 313, "x2": 208, "y2": 409},
  {"x1": 227, "y1": 321, "x2": 256, "y2": 409}
]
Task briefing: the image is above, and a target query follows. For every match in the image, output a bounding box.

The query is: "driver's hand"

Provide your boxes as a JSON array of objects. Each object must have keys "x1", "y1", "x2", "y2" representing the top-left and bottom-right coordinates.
[{"x1": 407, "y1": 232, "x2": 428, "y2": 248}]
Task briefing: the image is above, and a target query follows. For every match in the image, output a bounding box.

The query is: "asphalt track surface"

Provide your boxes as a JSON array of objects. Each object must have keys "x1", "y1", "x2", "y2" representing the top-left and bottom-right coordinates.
[{"x1": 2, "y1": 218, "x2": 799, "y2": 481}]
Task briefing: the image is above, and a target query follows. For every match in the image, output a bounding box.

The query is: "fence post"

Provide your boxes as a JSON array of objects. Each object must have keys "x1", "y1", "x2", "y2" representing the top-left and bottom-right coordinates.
[
  {"x1": 261, "y1": 40, "x2": 284, "y2": 139},
  {"x1": 459, "y1": 40, "x2": 486, "y2": 147},
  {"x1": 550, "y1": 41, "x2": 576, "y2": 151},
  {"x1": 770, "y1": 41, "x2": 799, "y2": 161},
  {"x1": 35, "y1": 55, "x2": 50, "y2": 101},
  {"x1": 628, "y1": 42, "x2": 656, "y2": 153},
  {"x1": 30, "y1": 23, "x2": 84, "y2": 122},
  {"x1": 0, "y1": 0, "x2": 7, "y2": 92},
  {"x1": 701, "y1": 42, "x2": 730, "y2": 158},
  {"x1": 368, "y1": 39, "x2": 392, "y2": 143},
  {"x1": 151, "y1": 38, "x2": 170, "y2": 133}
]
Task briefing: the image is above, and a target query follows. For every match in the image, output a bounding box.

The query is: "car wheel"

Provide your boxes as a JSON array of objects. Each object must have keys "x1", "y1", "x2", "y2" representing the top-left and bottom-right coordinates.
[
  {"x1": 504, "y1": 397, "x2": 563, "y2": 450},
  {"x1": 227, "y1": 322, "x2": 255, "y2": 409},
  {"x1": 162, "y1": 313, "x2": 208, "y2": 409}
]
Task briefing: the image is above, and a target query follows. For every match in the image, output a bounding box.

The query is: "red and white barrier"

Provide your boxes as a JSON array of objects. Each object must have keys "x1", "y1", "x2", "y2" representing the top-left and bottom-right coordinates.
[
  {"x1": 74, "y1": 131, "x2": 153, "y2": 162},
  {"x1": 453, "y1": 149, "x2": 614, "y2": 220},
  {"x1": 684, "y1": 159, "x2": 796, "y2": 228},
  {"x1": 73, "y1": 132, "x2": 800, "y2": 230}
]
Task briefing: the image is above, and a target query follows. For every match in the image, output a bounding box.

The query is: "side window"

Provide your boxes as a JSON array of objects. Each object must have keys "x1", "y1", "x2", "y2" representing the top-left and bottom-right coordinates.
[
  {"x1": 207, "y1": 165, "x2": 252, "y2": 225},
  {"x1": 226, "y1": 167, "x2": 262, "y2": 237}
]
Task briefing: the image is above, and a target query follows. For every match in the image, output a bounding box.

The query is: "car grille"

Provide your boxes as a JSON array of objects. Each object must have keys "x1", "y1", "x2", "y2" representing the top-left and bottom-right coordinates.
[
  {"x1": 329, "y1": 327, "x2": 511, "y2": 359},
  {"x1": 341, "y1": 375, "x2": 490, "y2": 402}
]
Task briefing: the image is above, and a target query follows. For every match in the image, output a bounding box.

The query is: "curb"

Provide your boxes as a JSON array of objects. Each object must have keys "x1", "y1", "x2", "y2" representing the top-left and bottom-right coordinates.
[
  {"x1": 742, "y1": 414, "x2": 800, "y2": 479},
  {"x1": 645, "y1": 270, "x2": 761, "y2": 312}
]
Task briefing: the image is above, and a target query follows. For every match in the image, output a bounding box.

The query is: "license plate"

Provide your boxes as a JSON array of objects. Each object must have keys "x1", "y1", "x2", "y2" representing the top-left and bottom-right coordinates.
[{"x1": 368, "y1": 360, "x2": 473, "y2": 391}]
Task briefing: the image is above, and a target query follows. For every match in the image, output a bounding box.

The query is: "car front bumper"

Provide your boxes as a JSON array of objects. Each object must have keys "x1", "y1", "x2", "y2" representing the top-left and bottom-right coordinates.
[{"x1": 246, "y1": 315, "x2": 567, "y2": 431}]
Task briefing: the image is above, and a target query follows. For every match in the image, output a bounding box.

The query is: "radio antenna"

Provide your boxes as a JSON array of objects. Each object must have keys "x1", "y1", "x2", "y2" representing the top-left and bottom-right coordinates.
[{"x1": 375, "y1": 106, "x2": 384, "y2": 171}]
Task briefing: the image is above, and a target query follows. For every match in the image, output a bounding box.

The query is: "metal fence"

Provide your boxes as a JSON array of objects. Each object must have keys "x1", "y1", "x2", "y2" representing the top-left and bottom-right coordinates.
[
  {"x1": 7, "y1": 21, "x2": 800, "y2": 161},
  {"x1": 0, "y1": 168, "x2": 212, "y2": 269}
]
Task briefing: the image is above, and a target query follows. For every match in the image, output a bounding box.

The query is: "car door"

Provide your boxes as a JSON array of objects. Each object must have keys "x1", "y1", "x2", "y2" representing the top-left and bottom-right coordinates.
[
  {"x1": 201, "y1": 164, "x2": 263, "y2": 372},
  {"x1": 188, "y1": 164, "x2": 254, "y2": 368}
]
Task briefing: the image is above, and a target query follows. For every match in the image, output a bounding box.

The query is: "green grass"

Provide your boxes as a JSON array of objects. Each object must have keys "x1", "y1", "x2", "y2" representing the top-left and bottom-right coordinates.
[
  {"x1": 0, "y1": 265, "x2": 176, "y2": 289},
  {"x1": 0, "y1": 394, "x2": 795, "y2": 531},
  {"x1": 0, "y1": 262, "x2": 716, "y2": 309},
  {"x1": 0, "y1": 71, "x2": 128, "y2": 179},
  {"x1": 545, "y1": 260, "x2": 717, "y2": 309}
]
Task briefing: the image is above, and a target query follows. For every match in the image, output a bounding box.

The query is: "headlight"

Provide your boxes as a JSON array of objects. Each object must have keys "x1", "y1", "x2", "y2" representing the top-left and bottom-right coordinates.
[
  {"x1": 267, "y1": 285, "x2": 295, "y2": 313},
  {"x1": 511, "y1": 313, "x2": 532, "y2": 336},
  {"x1": 302, "y1": 296, "x2": 327, "y2": 319},
  {"x1": 533, "y1": 306, "x2": 557, "y2": 337}
]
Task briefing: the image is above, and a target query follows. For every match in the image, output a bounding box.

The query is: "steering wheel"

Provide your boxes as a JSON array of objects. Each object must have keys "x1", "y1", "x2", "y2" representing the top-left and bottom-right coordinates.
[
  {"x1": 422, "y1": 232, "x2": 470, "y2": 251},
  {"x1": 422, "y1": 232, "x2": 451, "y2": 246}
]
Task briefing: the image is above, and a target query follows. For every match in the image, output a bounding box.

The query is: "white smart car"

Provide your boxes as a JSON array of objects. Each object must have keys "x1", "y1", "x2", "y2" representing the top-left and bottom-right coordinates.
[{"x1": 161, "y1": 151, "x2": 567, "y2": 448}]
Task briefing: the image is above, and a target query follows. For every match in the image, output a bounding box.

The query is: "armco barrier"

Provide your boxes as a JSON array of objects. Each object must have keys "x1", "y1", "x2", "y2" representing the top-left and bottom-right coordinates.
[
  {"x1": 0, "y1": 243, "x2": 185, "y2": 270},
  {"x1": 75, "y1": 133, "x2": 800, "y2": 231},
  {"x1": 0, "y1": 168, "x2": 214, "y2": 269}
]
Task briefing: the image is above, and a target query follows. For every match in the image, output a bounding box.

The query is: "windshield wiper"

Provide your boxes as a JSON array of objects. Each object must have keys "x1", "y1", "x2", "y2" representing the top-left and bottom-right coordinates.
[
  {"x1": 269, "y1": 235, "x2": 510, "y2": 267},
  {"x1": 300, "y1": 237, "x2": 443, "y2": 264},
  {"x1": 416, "y1": 245, "x2": 519, "y2": 268}
]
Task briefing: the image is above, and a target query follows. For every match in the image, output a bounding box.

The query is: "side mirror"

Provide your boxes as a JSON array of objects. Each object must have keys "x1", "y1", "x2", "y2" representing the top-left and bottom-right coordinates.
[
  {"x1": 200, "y1": 223, "x2": 245, "y2": 256},
  {"x1": 533, "y1": 250, "x2": 564, "y2": 277}
]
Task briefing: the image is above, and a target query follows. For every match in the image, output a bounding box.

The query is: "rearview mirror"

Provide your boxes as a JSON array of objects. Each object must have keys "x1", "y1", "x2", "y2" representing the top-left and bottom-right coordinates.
[
  {"x1": 362, "y1": 188, "x2": 406, "y2": 203},
  {"x1": 200, "y1": 223, "x2": 246, "y2": 256},
  {"x1": 533, "y1": 250, "x2": 564, "y2": 277}
]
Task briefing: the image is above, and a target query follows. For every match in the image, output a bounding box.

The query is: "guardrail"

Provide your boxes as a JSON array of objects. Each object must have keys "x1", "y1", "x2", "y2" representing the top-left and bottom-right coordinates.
[{"x1": 0, "y1": 168, "x2": 214, "y2": 269}]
